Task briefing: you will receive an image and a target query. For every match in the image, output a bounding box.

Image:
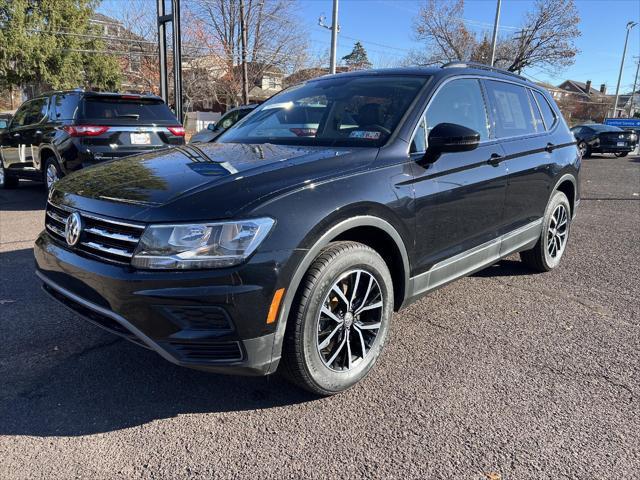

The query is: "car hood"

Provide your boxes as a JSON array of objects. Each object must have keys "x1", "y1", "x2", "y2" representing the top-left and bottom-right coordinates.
[{"x1": 51, "y1": 142, "x2": 377, "y2": 222}]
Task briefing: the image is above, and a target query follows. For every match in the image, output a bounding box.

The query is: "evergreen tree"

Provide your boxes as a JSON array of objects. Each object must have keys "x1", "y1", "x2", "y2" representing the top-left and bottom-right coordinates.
[
  {"x1": 342, "y1": 42, "x2": 372, "y2": 71},
  {"x1": 0, "y1": 0, "x2": 121, "y2": 94}
]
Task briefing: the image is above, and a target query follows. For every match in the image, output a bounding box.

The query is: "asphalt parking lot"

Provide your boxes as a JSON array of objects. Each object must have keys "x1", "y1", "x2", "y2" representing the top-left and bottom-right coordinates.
[{"x1": 0, "y1": 153, "x2": 638, "y2": 479}]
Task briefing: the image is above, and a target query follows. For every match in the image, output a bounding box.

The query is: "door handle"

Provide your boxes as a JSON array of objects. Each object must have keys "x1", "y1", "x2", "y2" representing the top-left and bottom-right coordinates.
[
  {"x1": 487, "y1": 153, "x2": 503, "y2": 166},
  {"x1": 545, "y1": 143, "x2": 556, "y2": 153},
  {"x1": 35, "y1": 130, "x2": 43, "y2": 135},
  {"x1": 12, "y1": 133, "x2": 20, "y2": 138}
]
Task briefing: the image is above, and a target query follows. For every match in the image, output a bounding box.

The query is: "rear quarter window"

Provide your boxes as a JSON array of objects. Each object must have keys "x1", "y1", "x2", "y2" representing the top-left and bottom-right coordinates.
[
  {"x1": 78, "y1": 97, "x2": 178, "y2": 125},
  {"x1": 532, "y1": 91, "x2": 557, "y2": 130},
  {"x1": 485, "y1": 80, "x2": 538, "y2": 138},
  {"x1": 52, "y1": 94, "x2": 80, "y2": 121}
]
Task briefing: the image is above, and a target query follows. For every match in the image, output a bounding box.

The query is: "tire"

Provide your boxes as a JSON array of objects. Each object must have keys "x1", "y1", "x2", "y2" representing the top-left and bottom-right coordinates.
[
  {"x1": 281, "y1": 241, "x2": 394, "y2": 395},
  {"x1": 615, "y1": 152, "x2": 628, "y2": 157},
  {"x1": 577, "y1": 141, "x2": 590, "y2": 158},
  {"x1": 0, "y1": 163, "x2": 19, "y2": 189},
  {"x1": 520, "y1": 190, "x2": 571, "y2": 272},
  {"x1": 43, "y1": 156, "x2": 63, "y2": 190}
]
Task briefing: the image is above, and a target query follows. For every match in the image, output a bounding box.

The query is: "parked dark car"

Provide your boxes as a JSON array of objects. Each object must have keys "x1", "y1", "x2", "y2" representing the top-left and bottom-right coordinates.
[
  {"x1": 570, "y1": 123, "x2": 634, "y2": 158},
  {"x1": 189, "y1": 105, "x2": 256, "y2": 143},
  {"x1": 35, "y1": 64, "x2": 580, "y2": 395},
  {"x1": 0, "y1": 91, "x2": 184, "y2": 189}
]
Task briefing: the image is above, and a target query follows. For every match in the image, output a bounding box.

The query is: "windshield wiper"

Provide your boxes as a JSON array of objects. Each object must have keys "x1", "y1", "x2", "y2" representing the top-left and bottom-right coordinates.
[{"x1": 116, "y1": 114, "x2": 140, "y2": 119}]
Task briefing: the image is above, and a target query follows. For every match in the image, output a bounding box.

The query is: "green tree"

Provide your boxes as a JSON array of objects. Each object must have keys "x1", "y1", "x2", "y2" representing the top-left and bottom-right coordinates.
[
  {"x1": 0, "y1": 0, "x2": 121, "y2": 95},
  {"x1": 342, "y1": 42, "x2": 372, "y2": 71}
]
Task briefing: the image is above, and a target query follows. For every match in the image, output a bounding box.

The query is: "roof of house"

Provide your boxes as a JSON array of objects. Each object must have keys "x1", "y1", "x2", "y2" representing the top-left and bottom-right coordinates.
[
  {"x1": 90, "y1": 13, "x2": 122, "y2": 25},
  {"x1": 558, "y1": 80, "x2": 607, "y2": 97}
]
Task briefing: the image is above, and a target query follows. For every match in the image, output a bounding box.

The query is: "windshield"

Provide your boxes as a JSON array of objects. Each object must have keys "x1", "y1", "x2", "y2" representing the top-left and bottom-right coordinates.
[
  {"x1": 219, "y1": 75, "x2": 428, "y2": 147},
  {"x1": 590, "y1": 124, "x2": 622, "y2": 132}
]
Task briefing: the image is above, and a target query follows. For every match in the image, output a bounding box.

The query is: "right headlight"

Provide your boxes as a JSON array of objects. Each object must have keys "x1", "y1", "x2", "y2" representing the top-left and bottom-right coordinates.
[{"x1": 131, "y1": 218, "x2": 275, "y2": 270}]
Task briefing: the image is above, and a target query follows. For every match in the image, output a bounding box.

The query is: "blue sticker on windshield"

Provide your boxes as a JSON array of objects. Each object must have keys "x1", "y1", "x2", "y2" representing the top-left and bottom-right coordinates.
[{"x1": 349, "y1": 130, "x2": 381, "y2": 140}]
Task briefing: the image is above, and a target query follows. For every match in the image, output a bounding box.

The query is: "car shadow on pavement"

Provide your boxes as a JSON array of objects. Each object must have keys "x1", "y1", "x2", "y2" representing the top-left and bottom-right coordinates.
[
  {"x1": 0, "y1": 248, "x2": 317, "y2": 438},
  {"x1": 0, "y1": 181, "x2": 47, "y2": 211},
  {"x1": 471, "y1": 259, "x2": 536, "y2": 277}
]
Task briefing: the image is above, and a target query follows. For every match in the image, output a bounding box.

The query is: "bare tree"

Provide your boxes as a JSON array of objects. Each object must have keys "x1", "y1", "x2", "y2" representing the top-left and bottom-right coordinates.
[
  {"x1": 410, "y1": 0, "x2": 580, "y2": 73},
  {"x1": 186, "y1": 0, "x2": 310, "y2": 108}
]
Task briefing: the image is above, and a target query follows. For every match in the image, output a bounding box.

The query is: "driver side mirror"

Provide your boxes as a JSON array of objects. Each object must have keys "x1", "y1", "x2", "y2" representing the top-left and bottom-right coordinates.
[
  {"x1": 207, "y1": 122, "x2": 216, "y2": 131},
  {"x1": 423, "y1": 123, "x2": 480, "y2": 163}
]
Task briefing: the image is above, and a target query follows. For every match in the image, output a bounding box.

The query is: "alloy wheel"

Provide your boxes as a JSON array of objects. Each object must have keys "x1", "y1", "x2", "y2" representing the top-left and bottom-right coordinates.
[
  {"x1": 547, "y1": 204, "x2": 568, "y2": 259},
  {"x1": 578, "y1": 142, "x2": 587, "y2": 157},
  {"x1": 316, "y1": 269, "x2": 384, "y2": 372},
  {"x1": 46, "y1": 163, "x2": 59, "y2": 189}
]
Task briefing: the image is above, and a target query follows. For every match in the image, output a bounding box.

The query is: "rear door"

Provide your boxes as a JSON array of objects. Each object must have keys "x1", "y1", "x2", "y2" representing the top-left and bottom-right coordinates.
[
  {"x1": 0, "y1": 98, "x2": 48, "y2": 174},
  {"x1": 75, "y1": 95, "x2": 184, "y2": 159},
  {"x1": 411, "y1": 77, "x2": 509, "y2": 274},
  {"x1": 483, "y1": 79, "x2": 552, "y2": 234}
]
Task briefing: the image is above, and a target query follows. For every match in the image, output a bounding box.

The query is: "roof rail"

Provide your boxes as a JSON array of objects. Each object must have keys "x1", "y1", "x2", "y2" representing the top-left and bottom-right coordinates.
[{"x1": 441, "y1": 61, "x2": 529, "y2": 82}]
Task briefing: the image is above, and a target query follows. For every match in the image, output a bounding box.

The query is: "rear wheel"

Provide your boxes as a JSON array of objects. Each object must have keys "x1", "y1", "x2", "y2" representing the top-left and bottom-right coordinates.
[
  {"x1": 0, "y1": 163, "x2": 19, "y2": 189},
  {"x1": 520, "y1": 190, "x2": 571, "y2": 272},
  {"x1": 615, "y1": 152, "x2": 628, "y2": 157},
  {"x1": 281, "y1": 241, "x2": 394, "y2": 395},
  {"x1": 44, "y1": 157, "x2": 63, "y2": 190}
]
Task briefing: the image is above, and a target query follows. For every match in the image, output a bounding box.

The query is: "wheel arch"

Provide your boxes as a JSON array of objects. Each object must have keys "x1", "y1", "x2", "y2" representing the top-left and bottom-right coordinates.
[
  {"x1": 268, "y1": 215, "x2": 411, "y2": 373},
  {"x1": 553, "y1": 173, "x2": 577, "y2": 216},
  {"x1": 38, "y1": 145, "x2": 62, "y2": 173}
]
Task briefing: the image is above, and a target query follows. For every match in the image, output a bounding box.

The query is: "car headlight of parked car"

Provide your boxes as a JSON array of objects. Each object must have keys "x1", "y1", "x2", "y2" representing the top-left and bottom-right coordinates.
[{"x1": 131, "y1": 218, "x2": 275, "y2": 269}]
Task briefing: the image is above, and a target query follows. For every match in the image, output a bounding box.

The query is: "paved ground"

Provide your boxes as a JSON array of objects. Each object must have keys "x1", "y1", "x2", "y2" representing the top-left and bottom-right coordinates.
[{"x1": 0, "y1": 154, "x2": 638, "y2": 479}]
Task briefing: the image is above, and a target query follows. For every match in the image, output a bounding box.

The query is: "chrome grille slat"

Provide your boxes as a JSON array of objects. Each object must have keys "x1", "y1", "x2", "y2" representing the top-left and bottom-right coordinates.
[
  {"x1": 81, "y1": 241, "x2": 134, "y2": 258},
  {"x1": 84, "y1": 227, "x2": 139, "y2": 243},
  {"x1": 45, "y1": 202, "x2": 144, "y2": 264}
]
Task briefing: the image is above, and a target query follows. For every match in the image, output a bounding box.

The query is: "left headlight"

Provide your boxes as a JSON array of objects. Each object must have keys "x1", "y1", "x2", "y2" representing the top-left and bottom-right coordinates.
[{"x1": 131, "y1": 218, "x2": 275, "y2": 269}]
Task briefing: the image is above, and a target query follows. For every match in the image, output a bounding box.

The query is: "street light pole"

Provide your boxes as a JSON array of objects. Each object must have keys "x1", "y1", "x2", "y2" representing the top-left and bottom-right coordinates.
[
  {"x1": 628, "y1": 57, "x2": 640, "y2": 117},
  {"x1": 329, "y1": 0, "x2": 339, "y2": 74},
  {"x1": 489, "y1": 0, "x2": 502, "y2": 67},
  {"x1": 613, "y1": 21, "x2": 638, "y2": 118}
]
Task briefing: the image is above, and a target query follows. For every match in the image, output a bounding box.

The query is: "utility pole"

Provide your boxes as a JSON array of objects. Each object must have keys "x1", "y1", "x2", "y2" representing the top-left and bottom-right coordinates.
[
  {"x1": 239, "y1": 0, "x2": 249, "y2": 105},
  {"x1": 157, "y1": 0, "x2": 169, "y2": 103},
  {"x1": 613, "y1": 21, "x2": 638, "y2": 118},
  {"x1": 156, "y1": 0, "x2": 183, "y2": 123},
  {"x1": 628, "y1": 57, "x2": 640, "y2": 117},
  {"x1": 329, "y1": 0, "x2": 339, "y2": 74},
  {"x1": 489, "y1": 0, "x2": 502, "y2": 67}
]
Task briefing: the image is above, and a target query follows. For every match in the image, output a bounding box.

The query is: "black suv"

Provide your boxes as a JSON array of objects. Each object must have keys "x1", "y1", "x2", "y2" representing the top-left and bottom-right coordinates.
[
  {"x1": 0, "y1": 91, "x2": 184, "y2": 189},
  {"x1": 35, "y1": 64, "x2": 580, "y2": 395}
]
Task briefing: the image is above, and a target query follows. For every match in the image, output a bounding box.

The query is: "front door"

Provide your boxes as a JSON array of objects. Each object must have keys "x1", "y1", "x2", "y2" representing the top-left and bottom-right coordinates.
[{"x1": 410, "y1": 78, "x2": 509, "y2": 279}]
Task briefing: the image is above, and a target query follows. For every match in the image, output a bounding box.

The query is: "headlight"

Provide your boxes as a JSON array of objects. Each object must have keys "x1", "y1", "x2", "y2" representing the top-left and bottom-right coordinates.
[{"x1": 131, "y1": 218, "x2": 275, "y2": 269}]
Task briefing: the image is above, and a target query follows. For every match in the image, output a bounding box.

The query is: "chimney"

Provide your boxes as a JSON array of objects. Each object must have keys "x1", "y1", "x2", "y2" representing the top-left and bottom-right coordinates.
[
  {"x1": 600, "y1": 84, "x2": 607, "y2": 94},
  {"x1": 585, "y1": 80, "x2": 592, "y2": 93}
]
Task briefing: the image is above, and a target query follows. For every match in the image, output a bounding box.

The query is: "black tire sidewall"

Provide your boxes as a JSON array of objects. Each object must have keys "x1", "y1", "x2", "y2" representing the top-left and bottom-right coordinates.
[
  {"x1": 541, "y1": 191, "x2": 571, "y2": 270},
  {"x1": 299, "y1": 246, "x2": 393, "y2": 394}
]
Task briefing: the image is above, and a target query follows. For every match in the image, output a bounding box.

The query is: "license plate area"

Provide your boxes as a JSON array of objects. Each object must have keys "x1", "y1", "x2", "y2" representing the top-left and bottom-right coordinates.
[
  {"x1": 617, "y1": 141, "x2": 625, "y2": 147},
  {"x1": 130, "y1": 132, "x2": 151, "y2": 145}
]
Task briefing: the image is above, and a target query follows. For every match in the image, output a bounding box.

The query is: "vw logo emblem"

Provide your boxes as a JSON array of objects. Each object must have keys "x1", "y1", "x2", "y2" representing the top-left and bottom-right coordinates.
[{"x1": 65, "y1": 212, "x2": 83, "y2": 247}]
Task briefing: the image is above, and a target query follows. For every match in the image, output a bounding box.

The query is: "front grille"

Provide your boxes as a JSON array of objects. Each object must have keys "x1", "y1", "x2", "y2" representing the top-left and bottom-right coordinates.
[
  {"x1": 45, "y1": 202, "x2": 145, "y2": 264},
  {"x1": 165, "y1": 340, "x2": 244, "y2": 362}
]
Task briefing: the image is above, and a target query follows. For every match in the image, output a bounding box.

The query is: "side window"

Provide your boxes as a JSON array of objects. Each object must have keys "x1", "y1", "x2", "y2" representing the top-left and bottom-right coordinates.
[
  {"x1": 533, "y1": 91, "x2": 557, "y2": 130},
  {"x1": 220, "y1": 111, "x2": 238, "y2": 129},
  {"x1": 52, "y1": 94, "x2": 79, "y2": 120},
  {"x1": 10, "y1": 102, "x2": 32, "y2": 127},
  {"x1": 527, "y1": 89, "x2": 545, "y2": 132},
  {"x1": 425, "y1": 78, "x2": 489, "y2": 140},
  {"x1": 485, "y1": 80, "x2": 537, "y2": 137},
  {"x1": 21, "y1": 98, "x2": 47, "y2": 126},
  {"x1": 410, "y1": 116, "x2": 427, "y2": 154}
]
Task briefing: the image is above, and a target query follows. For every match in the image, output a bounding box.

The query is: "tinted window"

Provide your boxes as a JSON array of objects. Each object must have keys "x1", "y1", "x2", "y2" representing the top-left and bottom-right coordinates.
[
  {"x1": 78, "y1": 97, "x2": 178, "y2": 125},
  {"x1": 52, "y1": 94, "x2": 80, "y2": 120},
  {"x1": 485, "y1": 80, "x2": 537, "y2": 137},
  {"x1": 0, "y1": 119, "x2": 8, "y2": 129},
  {"x1": 527, "y1": 90, "x2": 545, "y2": 132},
  {"x1": 221, "y1": 75, "x2": 428, "y2": 147},
  {"x1": 533, "y1": 91, "x2": 557, "y2": 130},
  {"x1": 425, "y1": 78, "x2": 489, "y2": 140},
  {"x1": 12, "y1": 99, "x2": 47, "y2": 127},
  {"x1": 589, "y1": 124, "x2": 622, "y2": 133},
  {"x1": 410, "y1": 117, "x2": 427, "y2": 153}
]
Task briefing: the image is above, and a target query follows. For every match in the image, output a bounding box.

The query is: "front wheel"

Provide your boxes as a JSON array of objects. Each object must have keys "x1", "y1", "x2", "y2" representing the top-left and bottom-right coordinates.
[
  {"x1": 615, "y1": 152, "x2": 628, "y2": 157},
  {"x1": 520, "y1": 190, "x2": 571, "y2": 272},
  {"x1": 281, "y1": 241, "x2": 394, "y2": 395}
]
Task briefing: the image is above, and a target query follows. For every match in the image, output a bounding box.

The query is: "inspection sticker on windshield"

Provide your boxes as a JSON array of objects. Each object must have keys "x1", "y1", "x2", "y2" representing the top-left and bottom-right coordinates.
[{"x1": 349, "y1": 130, "x2": 381, "y2": 140}]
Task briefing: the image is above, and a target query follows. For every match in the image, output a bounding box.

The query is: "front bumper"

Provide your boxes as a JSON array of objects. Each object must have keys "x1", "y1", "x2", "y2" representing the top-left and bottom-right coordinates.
[{"x1": 34, "y1": 231, "x2": 302, "y2": 375}]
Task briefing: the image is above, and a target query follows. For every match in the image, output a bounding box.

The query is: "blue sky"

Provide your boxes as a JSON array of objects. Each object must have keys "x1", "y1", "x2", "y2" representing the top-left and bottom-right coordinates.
[{"x1": 100, "y1": 0, "x2": 640, "y2": 92}]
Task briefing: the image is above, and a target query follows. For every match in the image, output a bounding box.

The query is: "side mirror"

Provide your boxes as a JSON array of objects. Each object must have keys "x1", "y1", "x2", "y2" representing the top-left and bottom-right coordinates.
[
  {"x1": 207, "y1": 122, "x2": 216, "y2": 131},
  {"x1": 424, "y1": 123, "x2": 480, "y2": 162}
]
